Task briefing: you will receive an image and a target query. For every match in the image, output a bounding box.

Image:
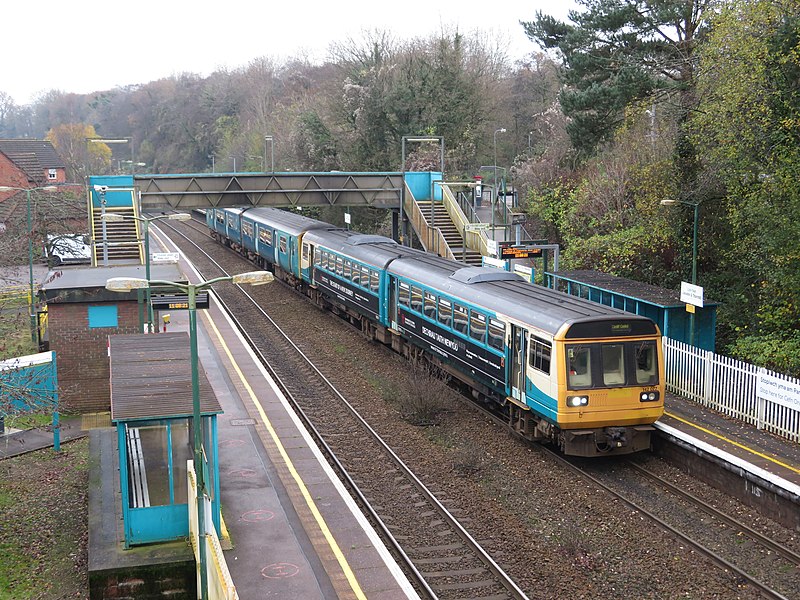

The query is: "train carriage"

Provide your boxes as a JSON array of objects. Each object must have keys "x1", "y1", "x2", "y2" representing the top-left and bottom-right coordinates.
[
  {"x1": 209, "y1": 207, "x2": 334, "y2": 284},
  {"x1": 302, "y1": 229, "x2": 403, "y2": 334},
  {"x1": 386, "y1": 253, "x2": 664, "y2": 456},
  {"x1": 207, "y1": 206, "x2": 665, "y2": 457}
]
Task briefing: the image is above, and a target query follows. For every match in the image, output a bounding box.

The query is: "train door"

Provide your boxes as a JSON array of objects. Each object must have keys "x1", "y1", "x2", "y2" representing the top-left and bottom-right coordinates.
[
  {"x1": 301, "y1": 240, "x2": 312, "y2": 281},
  {"x1": 277, "y1": 233, "x2": 289, "y2": 273},
  {"x1": 388, "y1": 276, "x2": 398, "y2": 327},
  {"x1": 510, "y1": 325, "x2": 527, "y2": 401}
]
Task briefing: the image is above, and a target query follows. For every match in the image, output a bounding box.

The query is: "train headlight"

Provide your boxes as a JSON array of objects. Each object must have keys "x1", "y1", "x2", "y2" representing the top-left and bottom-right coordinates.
[
  {"x1": 640, "y1": 391, "x2": 660, "y2": 402},
  {"x1": 567, "y1": 395, "x2": 589, "y2": 407}
]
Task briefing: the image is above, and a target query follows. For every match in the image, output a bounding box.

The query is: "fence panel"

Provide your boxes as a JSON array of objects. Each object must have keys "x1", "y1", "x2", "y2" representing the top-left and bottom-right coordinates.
[{"x1": 663, "y1": 338, "x2": 800, "y2": 443}]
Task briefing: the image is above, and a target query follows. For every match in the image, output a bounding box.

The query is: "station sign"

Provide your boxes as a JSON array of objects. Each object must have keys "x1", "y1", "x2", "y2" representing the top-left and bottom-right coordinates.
[
  {"x1": 150, "y1": 292, "x2": 209, "y2": 310},
  {"x1": 150, "y1": 252, "x2": 180, "y2": 264},
  {"x1": 680, "y1": 281, "x2": 704, "y2": 308}
]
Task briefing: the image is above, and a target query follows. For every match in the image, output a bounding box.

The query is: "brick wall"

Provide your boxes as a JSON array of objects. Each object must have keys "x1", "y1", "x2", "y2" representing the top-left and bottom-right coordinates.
[
  {"x1": 0, "y1": 154, "x2": 30, "y2": 202},
  {"x1": 49, "y1": 300, "x2": 141, "y2": 413}
]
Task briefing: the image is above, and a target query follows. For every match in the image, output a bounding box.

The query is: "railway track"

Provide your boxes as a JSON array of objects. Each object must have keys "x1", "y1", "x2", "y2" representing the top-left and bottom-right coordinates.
[
  {"x1": 154, "y1": 213, "x2": 800, "y2": 599},
  {"x1": 160, "y1": 216, "x2": 529, "y2": 600},
  {"x1": 570, "y1": 456, "x2": 800, "y2": 600}
]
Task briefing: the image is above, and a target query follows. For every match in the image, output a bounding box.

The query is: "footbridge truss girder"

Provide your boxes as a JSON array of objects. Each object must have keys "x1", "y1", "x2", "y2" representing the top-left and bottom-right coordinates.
[{"x1": 135, "y1": 172, "x2": 403, "y2": 210}]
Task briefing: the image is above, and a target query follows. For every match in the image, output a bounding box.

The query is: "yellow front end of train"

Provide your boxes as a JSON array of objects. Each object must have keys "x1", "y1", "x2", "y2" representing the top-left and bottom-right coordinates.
[{"x1": 552, "y1": 328, "x2": 665, "y2": 455}]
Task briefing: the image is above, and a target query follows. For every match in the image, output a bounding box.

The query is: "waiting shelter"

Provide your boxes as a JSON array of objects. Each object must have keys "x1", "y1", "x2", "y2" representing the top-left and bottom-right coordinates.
[
  {"x1": 547, "y1": 270, "x2": 719, "y2": 351},
  {"x1": 109, "y1": 332, "x2": 222, "y2": 548}
]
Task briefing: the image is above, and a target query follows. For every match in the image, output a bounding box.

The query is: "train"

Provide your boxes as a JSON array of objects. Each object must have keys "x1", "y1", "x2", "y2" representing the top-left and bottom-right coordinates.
[{"x1": 206, "y1": 206, "x2": 665, "y2": 457}]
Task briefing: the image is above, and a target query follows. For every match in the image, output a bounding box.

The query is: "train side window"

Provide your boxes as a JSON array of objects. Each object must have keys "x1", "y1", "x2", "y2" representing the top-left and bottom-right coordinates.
[
  {"x1": 410, "y1": 286, "x2": 423, "y2": 313},
  {"x1": 488, "y1": 319, "x2": 505, "y2": 351},
  {"x1": 369, "y1": 270, "x2": 379, "y2": 292},
  {"x1": 567, "y1": 346, "x2": 592, "y2": 388},
  {"x1": 228, "y1": 215, "x2": 239, "y2": 231},
  {"x1": 335, "y1": 257, "x2": 343, "y2": 275},
  {"x1": 351, "y1": 263, "x2": 361, "y2": 285},
  {"x1": 242, "y1": 221, "x2": 253, "y2": 237},
  {"x1": 469, "y1": 311, "x2": 486, "y2": 343},
  {"x1": 529, "y1": 336, "x2": 552, "y2": 374},
  {"x1": 302, "y1": 242, "x2": 310, "y2": 264},
  {"x1": 259, "y1": 228, "x2": 273, "y2": 245},
  {"x1": 634, "y1": 341, "x2": 658, "y2": 384},
  {"x1": 344, "y1": 260, "x2": 352, "y2": 279},
  {"x1": 398, "y1": 282, "x2": 410, "y2": 307},
  {"x1": 423, "y1": 291, "x2": 437, "y2": 319},
  {"x1": 279, "y1": 236, "x2": 287, "y2": 254},
  {"x1": 216, "y1": 213, "x2": 225, "y2": 225},
  {"x1": 453, "y1": 303, "x2": 468, "y2": 335},
  {"x1": 438, "y1": 297, "x2": 452, "y2": 327}
]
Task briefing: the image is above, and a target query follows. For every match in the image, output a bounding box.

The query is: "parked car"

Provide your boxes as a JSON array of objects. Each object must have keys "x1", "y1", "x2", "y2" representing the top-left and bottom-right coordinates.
[{"x1": 44, "y1": 234, "x2": 92, "y2": 266}]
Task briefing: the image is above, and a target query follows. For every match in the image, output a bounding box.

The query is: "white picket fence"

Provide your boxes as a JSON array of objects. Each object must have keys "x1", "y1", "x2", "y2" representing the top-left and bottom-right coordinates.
[{"x1": 663, "y1": 338, "x2": 800, "y2": 443}]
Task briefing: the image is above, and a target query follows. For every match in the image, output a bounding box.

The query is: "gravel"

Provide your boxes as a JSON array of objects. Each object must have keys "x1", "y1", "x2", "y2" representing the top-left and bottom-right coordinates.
[{"x1": 183, "y1": 223, "x2": 797, "y2": 599}]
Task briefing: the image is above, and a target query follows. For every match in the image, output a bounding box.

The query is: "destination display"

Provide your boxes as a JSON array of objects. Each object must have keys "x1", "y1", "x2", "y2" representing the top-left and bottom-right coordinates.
[
  {"x1": 150, "y1": 292, "x2": 209, "y2": 310},
  {"x1": 498, "y1": 241, "x2": 544, "y2": 259}
]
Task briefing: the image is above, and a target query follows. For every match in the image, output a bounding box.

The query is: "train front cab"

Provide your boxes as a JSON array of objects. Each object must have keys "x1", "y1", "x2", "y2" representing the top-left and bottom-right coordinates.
[{"x1": 543, "y1": 319, "x2": 665, "y2": 457}]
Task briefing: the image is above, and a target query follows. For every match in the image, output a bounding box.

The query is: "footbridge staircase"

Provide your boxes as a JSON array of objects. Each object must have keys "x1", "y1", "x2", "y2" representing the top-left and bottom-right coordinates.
[
  {"x1": 88, "y1": 185, "x2": 144, "y2": 266},
  {"x1": 404, "y1": 178, "x2": 500, "y2": 266}
]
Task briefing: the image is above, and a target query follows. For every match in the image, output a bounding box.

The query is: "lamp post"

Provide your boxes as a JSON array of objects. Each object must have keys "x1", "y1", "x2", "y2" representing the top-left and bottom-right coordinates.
[
  {"x1": 105, "y1": 270, "x2": 274, "y2": 599},
  {"x1": 661, "y1": 198, "x2": 701, "y2": 346},
  {"x1": 208, "y1": 155, "x2": 215, "y2": 173},
  {"x1": 400, "y1": 135, "x2": 445, "y2": 246},
  {"x1": 493, "y1": 128, "x2": 506, "y2": 234},
  {"x1": 88, "y1": 137, "x2": 132, "y2": 173},
  {"x1": 528, "y1": 131, "x2": 533, "y2": 155},
  {"x1": 264, "y1": 136, "x2": 274, "y2": 173},
  {"x1": 229, "y1": 156, "x2": 237, "y2": 172},
  {"x1": 0, "y1": 185, "x2": 58, "y2": 345},
  {"x1": 102, "y1": 213, "x2": 191, "y2": 332}
]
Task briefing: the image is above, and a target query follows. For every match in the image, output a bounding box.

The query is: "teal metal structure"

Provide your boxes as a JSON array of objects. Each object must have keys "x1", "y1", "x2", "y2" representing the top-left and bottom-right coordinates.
[{"x1": 546, "y1": 270, "x2": 719, "y2": 351}]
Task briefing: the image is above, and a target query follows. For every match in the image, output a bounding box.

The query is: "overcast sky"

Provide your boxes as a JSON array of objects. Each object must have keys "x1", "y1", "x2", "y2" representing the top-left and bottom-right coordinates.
[{"x1": 3, "y1": 0, "x2": 577, "y2": 106}]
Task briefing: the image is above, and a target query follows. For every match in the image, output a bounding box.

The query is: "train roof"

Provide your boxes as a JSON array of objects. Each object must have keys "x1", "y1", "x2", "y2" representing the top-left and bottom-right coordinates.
[
  {"x1": 387, "y1": 252, "x2": 655, "y2": 336},
  {"x1": 303, "y1": 228, "x2": 405, "y2": 267},
  {"x1": 235, "y1": 206, "x2": 335, "y2": 236}
]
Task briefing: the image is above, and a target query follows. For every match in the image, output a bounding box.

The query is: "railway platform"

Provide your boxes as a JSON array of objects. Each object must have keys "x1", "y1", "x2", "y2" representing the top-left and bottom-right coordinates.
[
  {"x1": 656, "y1": 393, "x2": 800, "y2": 530},
  {"x1": 136, "y1": 249, "x2": 420, "y2": 598}
]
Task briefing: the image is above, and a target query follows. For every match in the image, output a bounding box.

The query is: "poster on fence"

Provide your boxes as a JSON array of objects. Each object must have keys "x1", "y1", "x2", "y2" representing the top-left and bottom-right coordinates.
[{"x1": 756, "y1": 370, "x2": 800, "y2": 411}]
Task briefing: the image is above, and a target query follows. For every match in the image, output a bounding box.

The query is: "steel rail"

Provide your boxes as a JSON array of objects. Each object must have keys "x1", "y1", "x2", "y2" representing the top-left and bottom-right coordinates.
[{"x1": 161, "y1": 218, "x2": 529, "y2": 600}]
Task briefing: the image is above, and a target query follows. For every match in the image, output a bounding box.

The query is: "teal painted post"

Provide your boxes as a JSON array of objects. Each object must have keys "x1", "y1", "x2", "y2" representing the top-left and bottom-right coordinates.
[
  {"x1": 52, "y1": 353, "x2": 60, "y2": 452},
  {"x1": 167, "y1": 421, "x2": 175, "y2": 505},
  {"x1": 52, "y1": 411, "x2": 60, "y2": 452},
  {"x1": 689, "y1": 201, "x2": 699, "y2": 347},
  {"x1": 118, "y1": 424, "x2": 132, "y2": 548},
  {"x1": 26, "y1": 189, "x2": 36, "y2": 345},
  {"x1": 211, "y1": 417, "x2": 221, "y2": 534},
  {"x1": 144, "y1": 220, "x2": 154, "y2": 333},
  {"x1": 189, "y1": 285, "x2": 208, "y2": 600}
]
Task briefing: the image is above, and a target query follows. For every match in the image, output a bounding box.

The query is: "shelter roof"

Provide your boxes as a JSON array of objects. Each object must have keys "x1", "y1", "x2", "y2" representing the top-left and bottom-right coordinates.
[
  {"x1": 109, "y1": 332, "x2": 221, "y2": 422},
  {"x1": 552, "y1": 270, "x2": 719, "y2": 307}
]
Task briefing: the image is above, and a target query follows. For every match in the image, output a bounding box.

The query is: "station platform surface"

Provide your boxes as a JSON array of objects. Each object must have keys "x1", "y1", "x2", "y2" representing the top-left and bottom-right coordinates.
[
  {"x1": 659, "y1": 392, "x2": 800, "y2": 493},
  {"x1": 166, "y1": 261, "x2": 419, "y2": 598}
]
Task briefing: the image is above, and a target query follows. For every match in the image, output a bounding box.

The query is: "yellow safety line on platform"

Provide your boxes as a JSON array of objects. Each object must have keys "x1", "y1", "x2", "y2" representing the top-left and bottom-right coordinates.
[
  {"x1": 202, "y1": 311, "x2": 368, "y2": 600},
  {"x1": 664, "y1": 411, "x2": 800, "y2": 475}
]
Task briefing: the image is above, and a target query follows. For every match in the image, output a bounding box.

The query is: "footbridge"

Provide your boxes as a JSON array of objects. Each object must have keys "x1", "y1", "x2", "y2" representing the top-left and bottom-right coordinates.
[{"x1": 129, "y1": 171, "x2": 403, "y2": 210}]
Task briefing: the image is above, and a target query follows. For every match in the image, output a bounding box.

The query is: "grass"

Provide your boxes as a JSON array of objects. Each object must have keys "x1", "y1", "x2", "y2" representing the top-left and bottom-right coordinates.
[
  {"x1": 0, "y1": 438, "x2": 89, "y2": 599},
  {"x1": 4, "y1": 413, "x2": 53, "y2": 430},
  {"x1": 0, "y1": 309, "x2": 37, "y2": 358}
]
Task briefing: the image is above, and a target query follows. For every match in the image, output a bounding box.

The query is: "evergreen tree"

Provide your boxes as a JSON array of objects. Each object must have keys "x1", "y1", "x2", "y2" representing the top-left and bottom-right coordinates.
[{"x1": 522, "y1": 0, "x2": 711, "y2": 159}]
